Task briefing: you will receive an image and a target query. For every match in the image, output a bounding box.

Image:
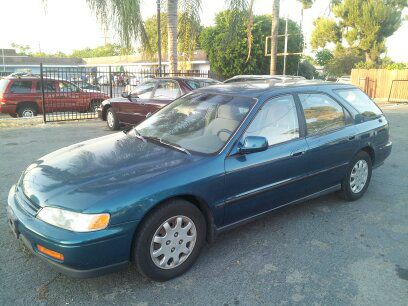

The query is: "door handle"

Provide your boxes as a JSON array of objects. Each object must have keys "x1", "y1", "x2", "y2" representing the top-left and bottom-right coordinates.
[
  {"x1": 348, "y1": 135, "x2": 356, "y2": 141},
  {"x1": 291, "y1": 150, "x2": 305, "y2": 157}
]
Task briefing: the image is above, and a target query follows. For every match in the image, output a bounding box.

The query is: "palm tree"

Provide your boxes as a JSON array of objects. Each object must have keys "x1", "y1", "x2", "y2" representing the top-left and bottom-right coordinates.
[
  {"x1": 270, "y1": 0, "x2": 280, "y2": 75},
  {"x1": 225, "y1": 0, "x2": 281, "y2": 75},
  {"x1": 167, "y1": 0, "x2": 178, "y2": 73},
  {"x1": 86, "y1": 0, "x2": 201, "y2": 74}
]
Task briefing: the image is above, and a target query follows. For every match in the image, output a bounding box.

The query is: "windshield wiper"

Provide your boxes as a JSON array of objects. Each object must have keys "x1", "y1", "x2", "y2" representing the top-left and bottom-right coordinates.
[
  {"x1": 123, "y1": 128, "x2": 146, "y2": 142},
  {"x1": 143, "y1": 136, "x2": 191, "y2": 155},
  {"x1": 160, "y1": 139, "x2": 191, "y2": 156}
]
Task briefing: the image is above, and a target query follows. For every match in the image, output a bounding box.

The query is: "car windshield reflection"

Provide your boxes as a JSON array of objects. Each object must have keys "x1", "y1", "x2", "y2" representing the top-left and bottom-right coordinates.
[{"x1": 135, "y1": 92, "x2": 256, "y2": 154}]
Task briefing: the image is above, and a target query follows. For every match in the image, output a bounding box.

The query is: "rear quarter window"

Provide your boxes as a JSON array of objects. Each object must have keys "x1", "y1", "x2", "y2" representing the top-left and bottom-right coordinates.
[
  {"x1": 0, "y1": 78, "x2": 9, "y2": 93},
  {"x1": 336, "y1": 88, "x2": 382, "y2": 119},
  {"x1": 9, "y1": 80, "x2": 33, "y2": 93}
]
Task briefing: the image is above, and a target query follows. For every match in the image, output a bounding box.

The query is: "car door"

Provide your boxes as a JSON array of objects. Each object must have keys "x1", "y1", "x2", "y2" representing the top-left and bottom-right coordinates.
[
  {"x1": 57, "y1": 81, "x2": 82, "y2": 111},
  {"x1": 35, "y1": 80, "x2": 59, "y2": 113},
  {"x1": 297, "y1": 92, "x2": 359, "y2": 194},
  {"x1": 117, "y1": 80, "x2": 158, "y2": 124},
  {"x1": 223, "y1": 94, "x2": 310, "y2": 225}
]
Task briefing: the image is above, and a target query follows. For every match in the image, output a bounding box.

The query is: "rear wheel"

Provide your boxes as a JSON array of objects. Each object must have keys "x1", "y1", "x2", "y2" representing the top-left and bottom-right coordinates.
[
  {"x1": 17, "y1": 104, "x2": 37, "y2": 118},
  {"x1": 338, "y1": 151, "x2": 372, "y2": 201},
  {"x1": 106, "y1": 108, "x2": 119, "y2": 130},
  {"x1": 133, "y1": 199, "x2": 206, "y2": 281},
  {"x1": 89, "y1": 100, "x2": 102, "y2": 113}
]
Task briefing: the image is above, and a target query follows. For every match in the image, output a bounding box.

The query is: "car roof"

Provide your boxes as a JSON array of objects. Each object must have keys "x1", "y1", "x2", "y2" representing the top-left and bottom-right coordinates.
[
  {"x1": 226, "y1": 75, "x2": 305, "y2": 80},
  {"x1": 195, "y1": 80, "x2": 356, "y2": 98},
  {"x1": 154, "y1": 76, "x2": 217, "y2": 82}
]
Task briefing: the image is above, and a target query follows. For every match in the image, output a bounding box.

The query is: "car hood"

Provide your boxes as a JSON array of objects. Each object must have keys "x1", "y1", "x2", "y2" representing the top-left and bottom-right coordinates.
[
  {"x1": 102, "y1": 97, "x2": 134, "y2": 105},
  {"x1": 19, "y1": 132, "x2": 201, "y2": 211}
]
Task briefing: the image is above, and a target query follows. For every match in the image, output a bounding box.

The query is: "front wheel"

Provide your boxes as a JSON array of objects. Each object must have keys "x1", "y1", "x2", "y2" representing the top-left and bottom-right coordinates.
[
  {"x1": 338, "y1": 151, "x2": 372, "y2": 201},
  {"x1": 133, "y1": 199, "x2": 206, "y2": 281},
  {"x1": 106, "y1": 108, "x2": 119, "y2": 130}
]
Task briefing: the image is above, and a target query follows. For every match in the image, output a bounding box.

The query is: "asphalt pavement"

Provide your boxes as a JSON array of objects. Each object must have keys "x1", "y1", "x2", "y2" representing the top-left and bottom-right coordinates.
[{"x1": 0, "y1": 105, "x2": 407, "y2": 305}]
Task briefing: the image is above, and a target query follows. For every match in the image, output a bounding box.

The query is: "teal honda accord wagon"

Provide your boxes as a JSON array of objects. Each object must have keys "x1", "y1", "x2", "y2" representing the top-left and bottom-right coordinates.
[{"x1": 7, "y1": 81, "x2": 392, "y2": 281}]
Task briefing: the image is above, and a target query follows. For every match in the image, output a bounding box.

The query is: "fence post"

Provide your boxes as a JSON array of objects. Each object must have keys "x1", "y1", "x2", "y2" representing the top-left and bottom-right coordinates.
[
  {"x1": 109, "y1": 66, "x2": 113, "y2": 98},
  {"x1": 40, "y1": 63, "x2": 46, "y2": 123}
]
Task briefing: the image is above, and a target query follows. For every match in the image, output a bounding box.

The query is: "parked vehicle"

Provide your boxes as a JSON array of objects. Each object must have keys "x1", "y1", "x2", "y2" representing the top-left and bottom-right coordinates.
[
  {"x1": 71, "y1": 80, "x2": 101, "y2": 92},
  {"x1": 0, "y1": 75, "x2": 109, "y2": 117},
  {"x1": 224, "y1": 75, "x2": 306, "y2": 83},
  {"x1": 98, "y1": 77, "x2": 220, "y2": 130},
  {"x1": 337, "y1": 75, "x2": 351, "y2": 84},
  {"x1": 7, "y1": 81, "x2": 391, "y2": 281}
]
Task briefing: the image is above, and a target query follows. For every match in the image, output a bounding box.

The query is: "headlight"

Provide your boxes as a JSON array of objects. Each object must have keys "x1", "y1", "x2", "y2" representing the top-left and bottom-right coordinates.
[{"x1": 37, "y1": 207, "x2": 110, "y2": 232}]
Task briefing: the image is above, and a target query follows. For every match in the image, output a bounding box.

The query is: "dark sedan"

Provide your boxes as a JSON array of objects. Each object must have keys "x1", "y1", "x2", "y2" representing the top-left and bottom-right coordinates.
[
  {"x1": 7, "y1": 81, "x2": 391, "y2": 281},
  {"x1": 97, "y1": 77, "x2": 220, "y2": 130}
]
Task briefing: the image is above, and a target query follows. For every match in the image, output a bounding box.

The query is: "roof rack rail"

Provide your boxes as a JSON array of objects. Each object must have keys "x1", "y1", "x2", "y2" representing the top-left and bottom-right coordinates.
[{"x1": 9, "y1": 72, "x2": 40, "y2": 78}]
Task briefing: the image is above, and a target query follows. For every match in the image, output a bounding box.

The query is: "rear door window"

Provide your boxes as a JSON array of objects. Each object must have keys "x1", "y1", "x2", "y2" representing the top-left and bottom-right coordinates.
[
  {"x1": 9, "y1": 81, "x2": 32, "y2": 93},
  {"x1": 299, "y1": 93, "x2": 346, "y2": 136},
  {"x1": 153, "y1": 81, "x2": 181, "y2": 100},
  {"x1": 36, "y1": 81, "x2": 57, "y2": 93},
  {"x1": 335, "y1": 88, "x2": 382, "y2": 119}
]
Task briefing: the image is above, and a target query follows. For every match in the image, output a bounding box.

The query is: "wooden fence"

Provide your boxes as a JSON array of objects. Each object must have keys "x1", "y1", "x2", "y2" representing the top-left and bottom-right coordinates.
[{"x1": 351, "y1": 69, "x2": 408, "y2": 102}]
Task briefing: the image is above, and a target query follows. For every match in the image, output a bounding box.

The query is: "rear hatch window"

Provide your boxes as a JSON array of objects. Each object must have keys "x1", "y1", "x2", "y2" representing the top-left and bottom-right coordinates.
[
  {"x1": 336, "y1": 88, "x2": 382, "y2": 119},
  {"x1": 0, "y1": 78, "x2": 9, "y2": 93}
]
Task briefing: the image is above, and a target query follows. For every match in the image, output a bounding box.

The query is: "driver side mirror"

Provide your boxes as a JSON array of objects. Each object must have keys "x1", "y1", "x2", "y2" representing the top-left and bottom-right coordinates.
[{"x1": 238, "y1": 136, "x2": 268, "y2": 154}]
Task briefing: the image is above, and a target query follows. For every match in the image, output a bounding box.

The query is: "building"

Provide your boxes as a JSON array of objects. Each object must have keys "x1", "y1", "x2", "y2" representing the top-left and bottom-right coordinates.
[{"x1": 0, "y1": 48, "x2": 211, "y2": 75}]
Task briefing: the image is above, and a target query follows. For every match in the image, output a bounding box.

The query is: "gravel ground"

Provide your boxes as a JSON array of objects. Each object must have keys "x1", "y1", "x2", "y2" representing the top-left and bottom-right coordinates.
[{"x1": 0, "y1": 106, "x2": 407, "y2": 305}]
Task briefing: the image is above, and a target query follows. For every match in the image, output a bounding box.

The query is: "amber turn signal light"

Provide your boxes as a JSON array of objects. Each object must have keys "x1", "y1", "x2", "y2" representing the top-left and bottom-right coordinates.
[{"x1": 37, "y1": 244, "x2": 64, "y2": 261}]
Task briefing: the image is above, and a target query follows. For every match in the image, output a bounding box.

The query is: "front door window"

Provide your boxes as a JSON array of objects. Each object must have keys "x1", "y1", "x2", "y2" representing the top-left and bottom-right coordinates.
[{"x1": 243, "y1": 95, "x2": 300, "y2": 146}]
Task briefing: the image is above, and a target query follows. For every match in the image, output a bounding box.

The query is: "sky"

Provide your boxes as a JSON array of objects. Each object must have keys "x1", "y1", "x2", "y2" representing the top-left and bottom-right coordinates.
[{"x1": 0, "y1": 0, "x2": 407, "y2": 62}]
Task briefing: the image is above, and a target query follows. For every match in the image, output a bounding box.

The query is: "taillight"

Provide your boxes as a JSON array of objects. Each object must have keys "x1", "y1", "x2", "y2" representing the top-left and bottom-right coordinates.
[{"x1": 0, "y1": 95, "x2": 5, "y2": 103}]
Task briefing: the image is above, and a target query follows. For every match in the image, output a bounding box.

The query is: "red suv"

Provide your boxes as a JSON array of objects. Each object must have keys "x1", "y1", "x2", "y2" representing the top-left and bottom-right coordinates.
[{"x1": 0, "y1": 75, "x2": 109, "y2": 117}]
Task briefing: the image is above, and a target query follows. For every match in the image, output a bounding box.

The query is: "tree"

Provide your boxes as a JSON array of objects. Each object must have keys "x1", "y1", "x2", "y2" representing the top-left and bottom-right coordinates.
[
  {"x1": 167, "y1": 0, "x2": 178, "y2": 73},
  {"x1": 141, "y1": 13, "x2": 202, "y2": 64},
  {"x1": 71, "y1": 44, "x2": 132, "y2": 58},
  {"x1": 86, "y1": 0, "x2": 202, "y2": 72},
  {"x1": 311, "y1": 0, "x2": 407, "y2": 64},
  {"x1": 325, "y1": 50, "x2": 364, "y2": 77},
  {"x1": 315, "y1": 49, "x2": 333, "y2": 66},
  {"x1": 270, "y1": 0, "x2": 280, "y2": 75},
  {"x1": 201, "y1": 11, "x2": 303, "y2": 78}
]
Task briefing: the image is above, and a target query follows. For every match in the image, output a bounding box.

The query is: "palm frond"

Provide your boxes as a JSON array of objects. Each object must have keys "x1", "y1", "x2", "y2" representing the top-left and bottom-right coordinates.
[
  {"x1": 86, "y1": 0, "x2": 150, "y2": 52},
  {"x1": 178, "y1": 0, "x2": 202, "y2": 63}
]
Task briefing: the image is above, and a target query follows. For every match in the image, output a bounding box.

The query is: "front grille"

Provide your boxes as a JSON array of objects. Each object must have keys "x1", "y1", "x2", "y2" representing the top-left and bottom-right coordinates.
[{"x1": 15, "y1": 187, "x2": 41, "y2": 216}]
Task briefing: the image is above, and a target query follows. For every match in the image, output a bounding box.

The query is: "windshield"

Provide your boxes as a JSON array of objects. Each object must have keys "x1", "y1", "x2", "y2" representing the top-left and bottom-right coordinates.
[{"x1": 135, "y1": 92, "x2": 256, "y2": 154}]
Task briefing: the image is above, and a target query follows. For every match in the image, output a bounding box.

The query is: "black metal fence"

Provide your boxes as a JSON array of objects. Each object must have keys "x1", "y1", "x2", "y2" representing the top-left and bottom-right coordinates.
[{"x1": 38, "y1": 65, "x2": 212, "y2": 122}]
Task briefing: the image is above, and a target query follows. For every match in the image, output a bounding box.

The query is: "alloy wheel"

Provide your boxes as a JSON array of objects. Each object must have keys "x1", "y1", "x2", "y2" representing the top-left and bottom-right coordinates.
[
  {"x1": 107, "y1": 111, "x2": 114, "y2": 127},
  {"x1": 22, "y1": 109, "x2": 34, "y2": 117}
]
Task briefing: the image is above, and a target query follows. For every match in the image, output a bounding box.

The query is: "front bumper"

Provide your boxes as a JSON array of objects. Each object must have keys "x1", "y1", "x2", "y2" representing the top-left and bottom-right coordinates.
[{"x1": 7, "y1": 185, "x2": 139, "y2": 278}]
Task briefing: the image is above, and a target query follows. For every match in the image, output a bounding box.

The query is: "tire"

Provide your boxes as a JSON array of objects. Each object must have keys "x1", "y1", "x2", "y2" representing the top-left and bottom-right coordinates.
[
  {"x1": 106, "y1": 108, "x2": 119, "y2": 130},
  {"x1": 89, "y1": 100, "x2": 102, "y2": 113},
  {"x1": 338, "y1": 151, "x2": 372, "y2": 201},
  {"x1": 17, "y1": 104, "x2": 37, "y2": 118},
  {"x1": 133, "y1": 199, "x2": 206, "y2": 282}
]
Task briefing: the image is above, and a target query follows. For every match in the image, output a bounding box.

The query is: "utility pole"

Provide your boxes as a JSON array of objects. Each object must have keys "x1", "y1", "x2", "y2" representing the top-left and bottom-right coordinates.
[
  {"x1": 265, "y1": 16, "x2": 303, "y2": 76},
  {"x1": 283, "y1": 17, "x2": 288, "y2": 76},
  {"x1": 157, "y1": 0, "x2": 162, "y2": 76}
]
